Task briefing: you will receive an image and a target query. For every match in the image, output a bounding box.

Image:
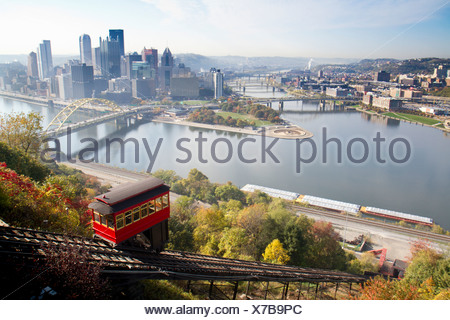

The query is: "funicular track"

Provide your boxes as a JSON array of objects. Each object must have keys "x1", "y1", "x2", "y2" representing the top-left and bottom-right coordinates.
[{"x1": 0, "y1": 226, "x2": 367, "y2": 299}]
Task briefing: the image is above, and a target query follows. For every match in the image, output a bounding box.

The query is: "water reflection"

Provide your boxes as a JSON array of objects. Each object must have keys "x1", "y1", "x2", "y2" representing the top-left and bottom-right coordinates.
[{"x1": 360, "y1": 113, "x2": 400, "y2": 127}]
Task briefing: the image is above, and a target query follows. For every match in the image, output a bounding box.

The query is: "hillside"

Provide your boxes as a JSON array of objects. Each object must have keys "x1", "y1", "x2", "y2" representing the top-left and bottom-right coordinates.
[{"x1": 314, "y1": 57, "x2": 450, "y2": 75}]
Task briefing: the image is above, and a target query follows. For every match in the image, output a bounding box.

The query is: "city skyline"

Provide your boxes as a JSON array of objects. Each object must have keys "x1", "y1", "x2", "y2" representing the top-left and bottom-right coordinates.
[{"x1": 1, "y1": 0, "x2": 450, "y2": 59}]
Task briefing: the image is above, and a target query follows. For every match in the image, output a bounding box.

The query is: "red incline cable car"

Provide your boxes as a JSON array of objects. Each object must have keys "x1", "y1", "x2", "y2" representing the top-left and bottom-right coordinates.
[{"x1": 88, "y1": 177, "x2": 170, "y2": 251}]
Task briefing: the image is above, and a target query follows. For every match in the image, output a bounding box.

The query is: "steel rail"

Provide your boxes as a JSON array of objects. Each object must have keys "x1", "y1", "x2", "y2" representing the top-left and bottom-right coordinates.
[{"x1": 0, "y1": 225, "x2": 367, "y2": 283}]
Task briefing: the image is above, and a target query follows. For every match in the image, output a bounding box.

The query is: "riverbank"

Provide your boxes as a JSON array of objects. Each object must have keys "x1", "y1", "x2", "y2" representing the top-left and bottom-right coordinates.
[
  {"x1": 355, "y1": 105, "x2": 450, "y2": 133},
  {"x1": 0, "y1": 90, "x2": 69, "y2": 107},
  {"x1": 152, "y1": 116, "x2": 314, "y2": 140}
]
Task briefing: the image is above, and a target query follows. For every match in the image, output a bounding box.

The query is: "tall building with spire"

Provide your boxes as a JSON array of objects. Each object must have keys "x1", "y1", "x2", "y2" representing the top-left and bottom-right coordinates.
[
  {"x1": 160, "y1": 48, "x2": 173, "y2": 91},
  {"x1": 27, "y1": 51, "x2": 39, "y2": 78},
  {"x1": 37, "y1": 40, "x2": 53, "y2": 79},
  {"x1": 79, "y1": 34, "x2": 93, "y2": 66}
]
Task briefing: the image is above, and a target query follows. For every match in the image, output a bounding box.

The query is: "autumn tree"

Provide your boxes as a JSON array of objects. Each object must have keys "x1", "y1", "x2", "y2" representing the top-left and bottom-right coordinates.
[
  {"x1": 0, "y1": 163, "x2": 91, "y2": 236},
  {"x1": 262, "y1": 239, "x2": 290, "y2": 265},
  {"x1": 234, "y1": 203, "x2": 266, "y2": 258},
  {"x1": 0, "y1": 111, "x2": 43, "y2": 157},
  {"x1": 357, "y1": 276, "x2": 425, "y2": 300},
  {"x1": 38, "y1": 241, "x2": 110, "y2": 299},
  {"x1": 193, "y1": 206, "x2": 229, "y2": 255},
  {"x1": 357, "y1": 243, "x2": 450, "y2": 300},
  {"x1": 304, "y1": 221, "x2": 350, "y2": 270}
]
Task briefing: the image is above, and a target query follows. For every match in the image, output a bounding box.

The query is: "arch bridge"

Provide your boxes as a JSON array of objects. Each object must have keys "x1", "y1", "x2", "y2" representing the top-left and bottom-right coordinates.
[{"x1": 44, "y1": 98, "x2": 123, "y2": 132}]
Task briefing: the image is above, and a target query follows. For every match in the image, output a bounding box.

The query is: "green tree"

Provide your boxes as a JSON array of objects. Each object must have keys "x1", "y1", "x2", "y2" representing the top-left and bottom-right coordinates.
[
  {"x1": 152, "y1": 169, "x2": 181, "y2": 185},
  {"x1": 0, "y1": 142, "x2": 50, "y2": 182},
  {"x1": 218, "y1": 227, "x2": 248, "y2": 259},
  {"x1": 0, "y1": 111, "x2": 43, "y2": 157},
  {"x1": 246, "y1": 190, "x2": 272, "y2": 205},
  {"x1": 281, "y1": 215, "x2": 311, "y2": 266},
  {"x1": 44, "y1": 174, "x2": 88, "y2": 200},
  {"x1": 347, "y1": 252, "x2": 379, "y2": 275},
  {"x1": 215, "y1": 182, "x2": 245, "y2": 202},
  {"x1": 187, "y1": 168, "x2": 208, "y2": 182},
  {"x1": 262, "y1": 239, "x2": 290, "y2": 265},
  {"x1": 166, "y1": 196, "x2": 196, "y2": 251},
  {"x1": 404, "y1": 248, "x2": 450, "y2": 291},
  {"x1": 431, "y1": 224, "x2": 446, "y2": 235},
  {"x1": 222, "y1": 199, "x2": 243, "y2": 214}
]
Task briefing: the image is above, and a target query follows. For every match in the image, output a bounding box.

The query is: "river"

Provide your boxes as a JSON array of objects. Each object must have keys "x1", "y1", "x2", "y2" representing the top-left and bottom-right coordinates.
[{"x1": 1, "y1": 94, "x2": 449, "y2": 230}]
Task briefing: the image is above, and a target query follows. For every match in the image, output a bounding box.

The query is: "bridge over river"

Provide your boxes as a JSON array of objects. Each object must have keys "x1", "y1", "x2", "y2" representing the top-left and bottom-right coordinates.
[{"x1": 42, "y1": 98, "x2": 156, "y2": 137}]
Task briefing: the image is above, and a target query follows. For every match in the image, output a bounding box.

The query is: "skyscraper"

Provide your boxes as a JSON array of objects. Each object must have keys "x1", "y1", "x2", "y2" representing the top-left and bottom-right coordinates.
[
  {"x1": 93, "y1": 47, "x2": 101, "y2": 76},
  {"x1": 71, "y1": 63, "x2": 94, "y2": 99},
  {"x1": 142, "y1": 48, "x2": 158, "y2": 71},
  {"x1": 79, "y1": 34, "x2": 93, "y2": 66},
  {"x1": 27, "y1": 52, "x2": 39, "y2": 78},
  {"x1": 160, "y1": 48, "x2": 174, "y2": 91},
  {"x1": 109, "y1": 29, "x2": 124, "y2": 57},
  {"x1": 37, "y1": 40, "x2": 53, "y2": 79},
  {"x1": 212, "y1": 68, "x2": 224, "y2": 99},
  {"x1": 99, "y1": 36, "x2": 121, "y2": 79},
  {"x1": 121, "y1": 52, "x2": 142, "y2": 79}
]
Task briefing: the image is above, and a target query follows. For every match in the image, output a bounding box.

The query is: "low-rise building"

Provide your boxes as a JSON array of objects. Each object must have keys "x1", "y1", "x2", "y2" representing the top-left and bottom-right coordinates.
[
  {"x1": 389, "y1": 88, "x2": 403, "y2": 98},
  {"x1": 362, "y1": 93, "x2": 373, "y2": 105},
  {"x1": 354, "y1": 84, "x2": 372, "y2": 93},
  {"x1": 403, "y1": 90, "x2": 422, "y2": 99},
  {"x1": 325, "y1": 87, "x2": 349, "y2": 97},
  {"x1": 374, "y1": 71, "x2": 390, "y2": 82},
  {"x1": 419, "y1": 107, "x2": 446, "y2": 115},
  {"x1": 372, "y1": 96, "x2": 402, "y2": 110}
]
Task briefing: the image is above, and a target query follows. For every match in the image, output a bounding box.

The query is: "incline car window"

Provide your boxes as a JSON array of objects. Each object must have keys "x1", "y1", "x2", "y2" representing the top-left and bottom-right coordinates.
[
  {"x1": 141, "y1": 203, "x2": 148, "y2": 218},
  {"x1": 100, "y1": 214, "x2": 106, "y2": 226},
  {"x1": 162, "y1": 194, "x2": 169, "y2": 208},
  {"x1": 107, "y1": 216, "x2": 114, "y2": 229},
  {"x1": 116, "y1": 214, "x2": 124, "y2": 230},
  {"x1": 133, "y1": 207, "x2": 140, "y2": 222},
  {"x1": 125, "y1": 211, "x2": 132, "y2": 226},
  {"x1": 155, "y1": 197, "x2": 163, "y2": 211},
  {"x1": 148, "y1": 200, "x2": 155, "y2": 215}
]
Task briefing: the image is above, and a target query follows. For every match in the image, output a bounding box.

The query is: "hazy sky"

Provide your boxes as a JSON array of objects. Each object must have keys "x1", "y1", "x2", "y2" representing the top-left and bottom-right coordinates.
[{"x1": 1, "y1": 0, "x2": 449, "y2": 59}]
